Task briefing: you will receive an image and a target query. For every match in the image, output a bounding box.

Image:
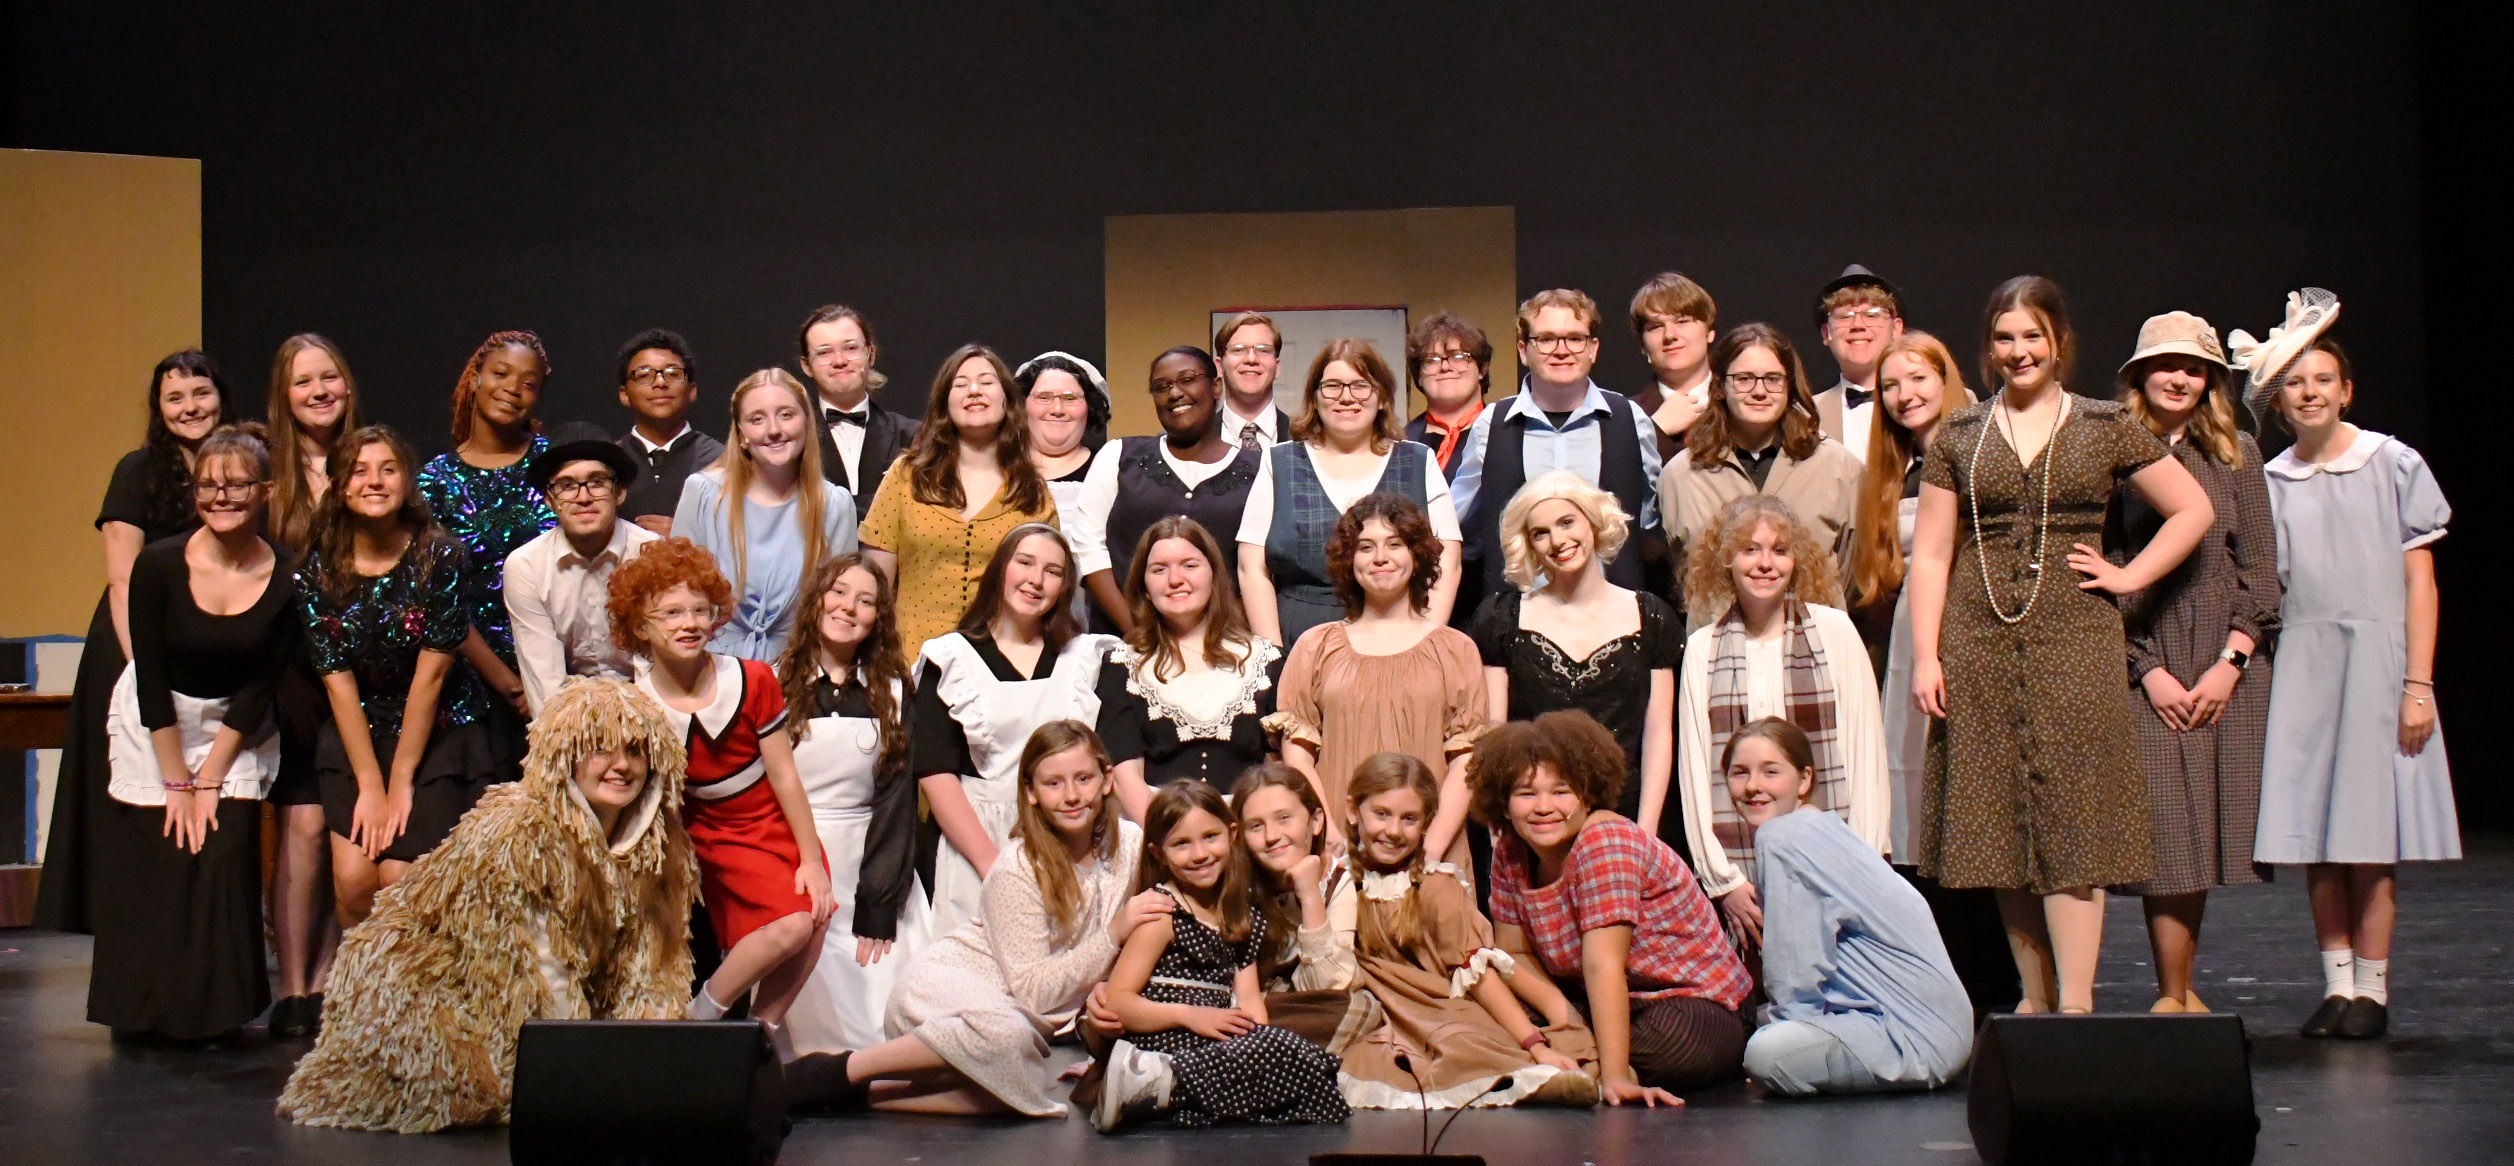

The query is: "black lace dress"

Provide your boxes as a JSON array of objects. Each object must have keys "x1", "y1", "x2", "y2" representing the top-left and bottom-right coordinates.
[
  {"x1": 1472, "y1": 589, "x2": 1686, "y2": 837},
  {"x1": 1134, "y1": 901, "x2": 1350, "y2": 1127}
]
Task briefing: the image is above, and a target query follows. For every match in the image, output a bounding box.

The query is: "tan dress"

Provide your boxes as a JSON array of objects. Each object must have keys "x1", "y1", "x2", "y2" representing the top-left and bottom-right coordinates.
[
  {"x1": 856, "y1": 459, "x2": 1060, "y2": 654},
  {"x1": 1274, "y1": 622, "x2": 1488, "y2": 867},
  {"x1": 1339, "y1": 866, "x2": 1597, "y2": 1108},
  {"x1": 1916, "y1": 397, "x2": 2167, "y2": 893}
]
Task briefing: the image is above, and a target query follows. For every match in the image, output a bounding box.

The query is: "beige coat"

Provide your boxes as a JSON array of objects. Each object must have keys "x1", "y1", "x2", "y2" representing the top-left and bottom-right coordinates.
[{"x1": 1658, "y1": 436, "x2": 1865, "y2": 621}]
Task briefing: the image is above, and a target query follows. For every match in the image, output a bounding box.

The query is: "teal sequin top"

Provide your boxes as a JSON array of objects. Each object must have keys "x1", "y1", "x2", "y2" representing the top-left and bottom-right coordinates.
[{"x1": 417, "y1": 436, "x2": 556, "y2": 668}]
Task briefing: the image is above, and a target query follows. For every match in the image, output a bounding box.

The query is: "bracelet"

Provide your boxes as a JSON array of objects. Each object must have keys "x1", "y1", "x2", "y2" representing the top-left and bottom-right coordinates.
[
  {"x1": 160, "y1": 780, "x2": 197, "y2": 792},
  {"x1": 2403, "y1": 678, "x2": 2434, "y2": 689},
  {"x1": 1519, "y1": 1029, "x2": 1551, "y2": 1050}
]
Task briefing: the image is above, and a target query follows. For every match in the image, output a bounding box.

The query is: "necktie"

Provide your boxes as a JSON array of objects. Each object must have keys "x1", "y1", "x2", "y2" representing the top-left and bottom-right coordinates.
[
  {"x1": 1238, "y1": 422, "x2": 1263, "y2": 451},
  {"x1": 824, "y1": 408, "x2": 868, "y2": 428}
]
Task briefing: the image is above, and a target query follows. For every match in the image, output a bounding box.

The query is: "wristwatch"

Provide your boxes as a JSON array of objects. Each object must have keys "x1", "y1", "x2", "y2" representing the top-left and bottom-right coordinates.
[{"x1": 2219, "y1": 647, "x2": 2251, "y2": 671}]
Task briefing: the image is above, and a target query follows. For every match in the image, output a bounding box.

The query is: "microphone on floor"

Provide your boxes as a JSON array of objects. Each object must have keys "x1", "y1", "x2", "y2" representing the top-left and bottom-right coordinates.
[
  {"x1": 1392, "y1": 1050, "x2": 1434, "y2": 1156},
  {"x1": 1427, "y1": 1075, "x2": 1516, "y2": 1157}
]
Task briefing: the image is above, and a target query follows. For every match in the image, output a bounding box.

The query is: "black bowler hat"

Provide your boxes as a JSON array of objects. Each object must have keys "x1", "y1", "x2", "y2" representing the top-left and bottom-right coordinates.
[
  {"x1": 1815, "y1": 264, "x2": 1902, "y2": 328},
  {"x1": 526, "y1": 421, "x2": 641, "y2": 493}
]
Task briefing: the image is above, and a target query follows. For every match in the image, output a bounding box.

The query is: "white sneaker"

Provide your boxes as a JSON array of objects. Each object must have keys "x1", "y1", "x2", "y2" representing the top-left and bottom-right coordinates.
[{"x1": 1093, "y1": 1039, "x2": 1175, "y2": 1132}]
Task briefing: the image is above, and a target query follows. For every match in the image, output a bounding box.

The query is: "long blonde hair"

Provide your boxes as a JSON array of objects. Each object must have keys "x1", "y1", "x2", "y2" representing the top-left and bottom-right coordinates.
[
  {"x1": 706, "y1": 369, "x2": 834, "y2": 597},
  {"x1": 1010, "y1": 721, "x2": 1122, "y2": 947},
  {"x1": 1683, "y1": 494, "x2": 1843, "y2": 627},
  {"x1": 2120, "y1": 358, "x2": 2241, "y2": 467},
  {"x1": 263, "y1": 333, "x2": 363, "y2": 554},
  {"x1": 1848, "y1": 332, "x2": 1974, "y2": 606}
]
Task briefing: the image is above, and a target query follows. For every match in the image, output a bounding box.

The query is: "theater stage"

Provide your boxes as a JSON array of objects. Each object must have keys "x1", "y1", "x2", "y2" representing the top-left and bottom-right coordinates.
[{"x1": 3, "y1": 838, "x2": 2508, "y2": 1165}]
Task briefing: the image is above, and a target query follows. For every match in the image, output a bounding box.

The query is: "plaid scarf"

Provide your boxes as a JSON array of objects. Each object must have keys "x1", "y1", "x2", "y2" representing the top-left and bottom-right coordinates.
[{"x1": 1704, "y1": 599, "x2": 1848, "y2": 883}]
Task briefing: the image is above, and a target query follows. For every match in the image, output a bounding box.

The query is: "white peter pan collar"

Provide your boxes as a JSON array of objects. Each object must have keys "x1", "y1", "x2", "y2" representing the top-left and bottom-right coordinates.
[
  {"x1": 635, "y1": 653, "x2": 745, "y2": 740},
  {"x1": 2265, "y1": 427, "x2": 2388, "y2": 480}
]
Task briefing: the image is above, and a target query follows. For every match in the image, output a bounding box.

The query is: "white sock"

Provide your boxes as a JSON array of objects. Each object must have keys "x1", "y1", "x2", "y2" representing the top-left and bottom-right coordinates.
[
  {"x1": 686, "y1": 986, "x2": 728, "y2": 1021},
  {"x1": 764, "y1": 1018, "x2": 794, "y2": 1062},
  {"x1": 2318, "y1": 947, "x2": 2355, "y2": 1000},
  {"x1": 2354, "y1": 957, "x2": 2389, "y2": 1005}
]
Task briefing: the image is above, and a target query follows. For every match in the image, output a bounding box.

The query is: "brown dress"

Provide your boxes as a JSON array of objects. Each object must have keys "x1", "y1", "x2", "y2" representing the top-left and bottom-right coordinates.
[
  {"x1": 1339, "y1": 867, "x2": 1597, "y2": 1108},
  {"x1": 1274, "y1": 622, "x2": 1488, "y2": 868},
  {"x1": 2110, "y1": 433, "x2": 2280, "y2": 896},
  {"x1": 1917, "y1": 397, "x2": 2167, "y2": 893}
]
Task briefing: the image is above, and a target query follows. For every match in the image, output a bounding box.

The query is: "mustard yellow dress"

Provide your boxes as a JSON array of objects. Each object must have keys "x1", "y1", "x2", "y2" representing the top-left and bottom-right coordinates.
[{"x1": 856, "y1": 457, "x2": 1061, "y2": 653}]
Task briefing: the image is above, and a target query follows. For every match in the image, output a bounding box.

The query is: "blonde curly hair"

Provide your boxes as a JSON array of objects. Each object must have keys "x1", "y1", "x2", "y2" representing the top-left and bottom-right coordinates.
[
  {"x1": 1681, "y1": 494, "x2": 1842, "y2": 626},
  {"x1": 1498, "y1": 470, "x2": 1631, "y2": 592}
]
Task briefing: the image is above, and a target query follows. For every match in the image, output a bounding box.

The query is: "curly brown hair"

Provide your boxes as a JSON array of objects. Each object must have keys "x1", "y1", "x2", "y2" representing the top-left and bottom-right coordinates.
[
  {"x1": 1680, "y1": 494, "x2": 1844, "y2": 627},
  {"x1": 1326, "y1": 492, "x2": 1443, "y2": 618},
  {"x1": 1466, "y1": 711, "x2": 1628, "y2": 831},
  {"x1": 605, "y1": 537, "x2": 735, "y2": 657}
]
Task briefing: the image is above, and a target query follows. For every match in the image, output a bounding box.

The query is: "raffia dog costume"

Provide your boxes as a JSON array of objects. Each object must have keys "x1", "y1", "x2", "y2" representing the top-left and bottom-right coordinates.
[{"x1": 278, "y1": 678, "x2": 699, "y2": 1132}]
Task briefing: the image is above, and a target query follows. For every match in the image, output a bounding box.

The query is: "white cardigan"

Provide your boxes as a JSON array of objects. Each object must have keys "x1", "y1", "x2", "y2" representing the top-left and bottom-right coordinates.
[{"x1": 1676, "y1": 602, "x2": 1890, "y2": 899}]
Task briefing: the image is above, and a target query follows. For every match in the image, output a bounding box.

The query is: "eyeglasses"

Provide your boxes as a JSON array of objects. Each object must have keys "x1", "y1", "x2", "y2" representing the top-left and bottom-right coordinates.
[
  {"x1": 809, "y1": 342, "x2": 870, "y2": 363},
  {"x1": 1724, "y1": 372, "x2": 1791, "y2": 392},
  {"x1": 192, "y1": 480, "x2": 265, "y2": 501},
  {"x1": 1316, "y1": 380, "x2": 1380, "y2": 402},
  {"x1": 645, "y1": 603, "x2": 718, "y2": 626},
  {"x1": 1150, "y1": 371, "x2": 1211, "y2": 394},
  {"x1": 1224, "y1": 343, "x2": 1278, "y2": 359},
  {"x1": 627, "y1": 365, "x2": 689, "y2": 388},
  {"x1": 1528, "y1": 334, "x2": 1597, "y2": 354},
  {"x1": 1028, "y1": 391, "x2": 1087, "y2": 408},
  {"x1": 1828, "y1": 307, "x2": 1893, "y2": 325},
  {"x1": 1419, "y1": 352, "x2": 1479, "y2": 371},
  {"x1": 546, "y1": 475, "x2": 618, "y2": 500}
]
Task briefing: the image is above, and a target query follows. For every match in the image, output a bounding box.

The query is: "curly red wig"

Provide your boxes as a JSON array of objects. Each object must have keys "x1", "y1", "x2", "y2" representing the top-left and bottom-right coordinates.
[{"x1": 605, "y1": 537, "x2": 735, "y2": 657}]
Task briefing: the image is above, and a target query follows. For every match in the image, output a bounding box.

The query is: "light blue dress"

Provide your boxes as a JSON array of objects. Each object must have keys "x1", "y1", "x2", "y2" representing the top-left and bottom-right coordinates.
[
  {"x1": 1743, "y1": 807, "x2": 1972, "y2": 1096},
  {"x1": 671, "y1": 469, "x2": 859, "y2": 662},
  {"x1": 2254, "y1": 430, "x2": 2458, "y2": 864}
]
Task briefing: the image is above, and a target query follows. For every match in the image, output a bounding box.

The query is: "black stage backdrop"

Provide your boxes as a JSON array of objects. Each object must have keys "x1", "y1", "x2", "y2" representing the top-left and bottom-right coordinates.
[{"x1": 7, "y1": 2, "x2": 2500, "y2": 828}]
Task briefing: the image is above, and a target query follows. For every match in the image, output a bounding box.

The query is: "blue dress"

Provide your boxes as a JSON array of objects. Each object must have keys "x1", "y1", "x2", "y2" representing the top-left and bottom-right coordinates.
[
  {"x1": 2255, "y1": 430, "x2": 2459, "y2": 864},
  {"x1": 417, "y1": 437, "x2": 556, "y2": 669},
  {"x1": 671, "y1": 469, "x2": 859, "y2": 661}
]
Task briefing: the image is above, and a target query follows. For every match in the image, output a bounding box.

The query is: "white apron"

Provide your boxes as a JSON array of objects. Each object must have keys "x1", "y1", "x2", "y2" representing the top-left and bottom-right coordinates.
[
  {"x1": 1881, "y1": 493, "x2": 1926, "y2": 860},
  {"x1": 105, "y1": 663, "x2": 280, "y2": 806},
  {"x1": 920, "y1": 632, "x2": 1116, "y2": 938},
  {"x1": 785, "y1": 682, "x2": 932, "y2": 1053}
]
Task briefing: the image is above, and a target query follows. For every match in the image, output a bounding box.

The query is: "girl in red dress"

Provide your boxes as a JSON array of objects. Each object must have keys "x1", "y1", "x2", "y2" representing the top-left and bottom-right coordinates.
[{"x1": 608, "y1": 538, "x2": 833, "y2": 1051}]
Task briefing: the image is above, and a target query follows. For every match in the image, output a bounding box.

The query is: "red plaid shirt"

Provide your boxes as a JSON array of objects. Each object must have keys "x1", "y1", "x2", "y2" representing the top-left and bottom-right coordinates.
[{"x1": 1489, "y1": 815, "x2": 1752, "y2": 1009}]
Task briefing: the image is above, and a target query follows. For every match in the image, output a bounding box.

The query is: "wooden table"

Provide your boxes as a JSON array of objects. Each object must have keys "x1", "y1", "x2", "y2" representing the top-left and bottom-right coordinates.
[{"x1": 0, "y1": 691, "x2": 67, "y2": 924}]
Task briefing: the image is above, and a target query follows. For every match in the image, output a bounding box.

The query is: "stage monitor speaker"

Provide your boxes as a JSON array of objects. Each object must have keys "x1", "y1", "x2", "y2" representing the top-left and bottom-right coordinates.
[
  {"x1": 1967, "y1": 1013, "x2": 2258, "y2": 1166},
  {"x1": 510, "y1": 1019, "x2": 788, "y2": 1166}
]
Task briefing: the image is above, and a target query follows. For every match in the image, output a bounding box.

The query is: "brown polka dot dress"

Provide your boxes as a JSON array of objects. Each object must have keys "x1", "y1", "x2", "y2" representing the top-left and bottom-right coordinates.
[{"x1": 1917, "y1": 396, "x2": 2168, "y2": 894}]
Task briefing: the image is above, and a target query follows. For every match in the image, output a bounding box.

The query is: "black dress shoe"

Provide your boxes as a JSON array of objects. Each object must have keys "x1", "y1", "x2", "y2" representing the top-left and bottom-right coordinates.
[
  {"x1": 267, "y1": 996, "x2": 312, "y2": 1038},
  {"x1": 786, "y1": 1052, "x2": 868, "y2": 1115},
  {"x1": 2299, "y1": 995, "x2": 2350, "y2": 1038},
  {"x1": 2336, "y1": 997, "x2": 2389, "y2": 1040}
]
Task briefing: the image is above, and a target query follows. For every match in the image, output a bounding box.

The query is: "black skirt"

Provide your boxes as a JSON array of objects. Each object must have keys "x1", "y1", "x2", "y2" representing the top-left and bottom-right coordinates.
[
  {"x1": 85, "y1": 797, "x2": 270, "y2": 1039},
  {"x1": 265, "y1": 657, "x2": 329, "y2": 807},
  {"x1": 33, "y1": 590, "x2": 145, "y2": 933},
  {"x1": 316, "y1": 720, "x2": 501, "y2": 862}
]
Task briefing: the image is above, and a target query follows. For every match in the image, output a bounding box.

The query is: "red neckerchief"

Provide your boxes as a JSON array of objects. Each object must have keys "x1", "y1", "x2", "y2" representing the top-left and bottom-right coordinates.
[{"x1": 1421, "y1": 400, "x2": 1486, "y2": 470}]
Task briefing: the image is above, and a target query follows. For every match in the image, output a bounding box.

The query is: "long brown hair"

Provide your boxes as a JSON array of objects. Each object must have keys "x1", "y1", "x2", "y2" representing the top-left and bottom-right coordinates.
[
  {"x1": 2120, "y1": 358, "x2": 2241, "y2": 467},
  {"x1": 264, "y1": 333, "x2": 364, "y2": 553},
  {"x1": 1123, "y1": 516, "x2": 1259, "y2": 681},
  {"x1": 307, "y1": 425, "x2": 442, "y2": 602},
  {"x1": 1010, "y1": 720, "x2": 1122, "y2": 946},
  {"x1": 1231, "y1": 762, "x2": 1325, "y2": 982},
  {"x1": 903, "y1": 344, "x2": 1049, "y2": 515},
  {"x1": 704, "y1": 368, "x2": 835, "y2": 596},
  {"x1": 1686, "y1": 322, "x2": 1822, "y2": 467},
  {"x1": 1135, "y1": 780, "x2": 1256, "y2": 944},
  {"x1": 1286, "y1": 339, "x2": 1406, "y2": 452},
  {"x1": 447, "y1": 330, "x2": 550, "y2": 447},
  {"x1": 1848, "y1": 332, "x2": 1974, "y2": 606},
  {"x1": 956, "y1": 522, "x2": 1081, "y2": 647},
  {"x1": 1346, "y1": 751, "x2": 1441, "y2": 960},
  {"x1": 1682, "y1": 493, "x2": 1844, "y2": 627},
  {"x1": 776, "y1": 554, "x2": 910, "y2": 773},
  {"x1": 1979, "y1": 276, "x2": 2076, "y2": 393}
]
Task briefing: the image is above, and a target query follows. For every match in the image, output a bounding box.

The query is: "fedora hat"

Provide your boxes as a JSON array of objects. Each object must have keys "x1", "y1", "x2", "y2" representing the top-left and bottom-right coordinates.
[
  {"x1": 1814, "y1": 264, "x2": 1901, "y2": 329},
  {"x1": 527, "y1": 420, "x2": 641, "y2": 493},
  {"x1": 2118, "y1": 311, "x2": 2228, "y2": 377},
  {"x1": 2227, "y1": 288, "x2": 2340, "y2": 424}
]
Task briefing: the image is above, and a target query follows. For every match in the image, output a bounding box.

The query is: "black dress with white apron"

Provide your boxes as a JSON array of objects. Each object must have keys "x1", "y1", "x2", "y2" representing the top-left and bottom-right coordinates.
[{"x1": 785, "y1": 673, "x2": 930, "y2": 1053}]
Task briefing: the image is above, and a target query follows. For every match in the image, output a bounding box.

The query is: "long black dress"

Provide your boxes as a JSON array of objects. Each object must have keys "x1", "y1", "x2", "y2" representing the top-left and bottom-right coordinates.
[
  {"x1": 1094, "y1": 639, "x2": 1281, "y2": 790},
  {"x1": 1470, "y1": 588, "x2": 1687, "y2": 847},
  {"x1": 34, "y1": 449, "x2": 197, "y2": 933},
  {"x1": 89, "y1": 537, "x2": 297, "y2": 1038}
]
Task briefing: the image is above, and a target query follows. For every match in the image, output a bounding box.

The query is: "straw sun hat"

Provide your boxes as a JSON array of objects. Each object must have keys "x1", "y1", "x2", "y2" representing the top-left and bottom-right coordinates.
[
  {"x1": 2118, "y1": 311, "x2": 2229, "y2": 377},
  {"x1": 2227, "y1": 288, "x2": 2341, "y2": 424}
]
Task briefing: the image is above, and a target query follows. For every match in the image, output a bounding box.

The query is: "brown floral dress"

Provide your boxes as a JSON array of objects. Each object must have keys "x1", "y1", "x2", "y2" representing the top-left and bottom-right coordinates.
[{"x1": 1917, "y1": 397, "x2": 2167, "y2": 893}]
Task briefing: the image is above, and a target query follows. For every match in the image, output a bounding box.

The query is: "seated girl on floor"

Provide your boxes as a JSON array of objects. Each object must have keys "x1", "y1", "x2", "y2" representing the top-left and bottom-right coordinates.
[
  {"x1": 277, "y1": 679, "x2": 698, "y2": 1133},
  {"x1": 1092, "y1": 781, "x2": 1351, "y2": 1131},
  {"x1": 1722, "y1": 718, "x2": 1971, "y2": 1096},
  {"x1": 1336, "y1": 752, "x2": 1601, "y2": 1110}
]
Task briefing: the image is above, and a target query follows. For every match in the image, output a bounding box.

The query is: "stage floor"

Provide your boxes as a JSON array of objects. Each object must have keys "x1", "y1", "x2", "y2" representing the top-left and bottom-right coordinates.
[{"x1": 4, "y1": 838, "x2": 2509, "y2": 1165}]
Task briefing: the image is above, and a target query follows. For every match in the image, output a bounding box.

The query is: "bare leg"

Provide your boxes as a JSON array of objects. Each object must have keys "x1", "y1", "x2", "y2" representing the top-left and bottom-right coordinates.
[
  {"x1": 703, "y1": 913, "x2": 814, "y2": 1012},
  {"x1": 273, "y1": 805, "x2": 331, "y2": 998},
  {"x1": 2142, "y1": 891, "x2": 2207, "y2": 1002},
  {"x1": 748, "y1": 918, "x2": 830, "y2": 1027},
  {"x1": 2305, "y1": 863, "x2": 2354, "y2": 951},
  {"x1": 1995, "y1": 888, "x2": 2058, "y2": 1011},
  {"x1": 378, "y1": 857, "x2": 411, "y2": 887},
  {"x1": 850, "y1": 1038, "x2": 1015, "y2": 1114},
  {"x1": 848, "y1": 1032, "x2": 955, "y2": 1080},
  {"x1": 2043, "y1": 887, "x2": 2105, "y2": 1012},
  {"x1": 2350, "y1": 864, "x2": 2397, "y2": 960},
  {"x1": 329, "y1": 835, "x2": 382, "y2": 927}
]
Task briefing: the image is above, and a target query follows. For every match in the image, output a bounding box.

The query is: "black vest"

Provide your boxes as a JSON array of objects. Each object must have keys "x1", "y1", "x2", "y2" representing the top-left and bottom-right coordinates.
[
  {"x1": 1103, "y1": 437, "x2": 1262, "y2": 586},
  {"x1": 1471, "y1": 393, "x2": 1649, "y2": 591}
]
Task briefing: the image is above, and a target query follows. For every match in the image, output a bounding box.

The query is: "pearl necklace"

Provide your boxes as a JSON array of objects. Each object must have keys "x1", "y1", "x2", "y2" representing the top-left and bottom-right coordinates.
[{"x1": 1967, "y1": 393, "x2": 2069, "y2": 625}]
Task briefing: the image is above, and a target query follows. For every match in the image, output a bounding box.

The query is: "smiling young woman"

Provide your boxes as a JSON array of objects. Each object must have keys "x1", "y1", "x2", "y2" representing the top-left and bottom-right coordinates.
[
  {"x1": 1065, "y1": 346, "x2": 1262, "y2": 636},
  {"x1": 670, "y1": 368, "x2": 859, "y2": 662},
  {"x1": 1095, "y1": 516, "x2": 1281, "y2": 817}
]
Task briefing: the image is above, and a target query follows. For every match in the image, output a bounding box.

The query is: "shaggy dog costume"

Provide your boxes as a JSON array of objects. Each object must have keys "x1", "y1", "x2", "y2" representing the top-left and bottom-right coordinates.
[{"x1": 278, "y1": 678, "x2": 699, "y2": 1132}]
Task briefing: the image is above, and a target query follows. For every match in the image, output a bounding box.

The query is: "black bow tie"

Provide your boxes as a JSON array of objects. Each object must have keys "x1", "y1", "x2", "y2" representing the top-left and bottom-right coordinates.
[
  {"x1": 824, "y1": 408, "x2": 868, "y2": 428},
  {"x1": 1843, "y1": 386, "x2": 1872, "y2": 409}
]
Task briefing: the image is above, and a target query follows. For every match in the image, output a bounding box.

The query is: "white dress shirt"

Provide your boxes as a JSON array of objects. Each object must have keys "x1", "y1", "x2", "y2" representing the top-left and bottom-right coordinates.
[
  {"x1": 1066, "y1": 439, "x2": 1243, "y2": 576},
  {"x1": 819, "y1": 394, "x2": 872, "y2": 486},
  {"x1": 504, "y1": 519, "x2": 660, "y2": 714},
  {"x1": 631, "y1": 421, "x2": 694, "y2": 456},
  {"x1": 1217, "y1": 402, "x2": 1279, "y2": 451},
  {"x1": 1236, "y1": 444, "x2": 1463, "y2": 546},
  {"x1": 1450, "y1": 379, "x2": 1665, "y2": 530},
  {"x1": 1832, "y1": 379, "x2": 1876, "y2": 465}
]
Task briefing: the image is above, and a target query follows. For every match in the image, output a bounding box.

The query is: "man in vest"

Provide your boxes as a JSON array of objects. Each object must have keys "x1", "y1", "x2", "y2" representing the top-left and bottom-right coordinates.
[{"x1": 1450, "y1": 288, "x2": 1664, "y2": 621}]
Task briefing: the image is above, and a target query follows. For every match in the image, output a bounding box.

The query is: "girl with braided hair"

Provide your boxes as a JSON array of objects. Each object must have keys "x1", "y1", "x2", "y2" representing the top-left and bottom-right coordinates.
[{"x1": 277, "y1": 678, "x2": 698, "y2": 1133}]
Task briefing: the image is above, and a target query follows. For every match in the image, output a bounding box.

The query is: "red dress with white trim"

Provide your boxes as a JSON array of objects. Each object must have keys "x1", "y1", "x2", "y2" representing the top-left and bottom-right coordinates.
[{"x1": 639, "y1": 654, "x2": 814, "y2": 947}]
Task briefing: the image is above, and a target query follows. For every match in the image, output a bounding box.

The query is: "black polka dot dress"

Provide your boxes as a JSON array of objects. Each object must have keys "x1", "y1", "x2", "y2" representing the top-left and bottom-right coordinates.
[{"x1": 1137, "y1": 901, "x2": 1351, "y2": 1127}]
